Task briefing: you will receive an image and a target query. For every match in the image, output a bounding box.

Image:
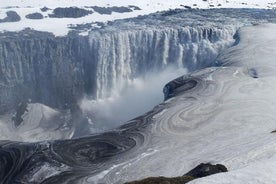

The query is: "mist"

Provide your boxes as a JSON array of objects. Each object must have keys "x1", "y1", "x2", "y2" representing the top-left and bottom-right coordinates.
[{"x1": 80, "y1": 67, "x2": 187, "y2": 133}]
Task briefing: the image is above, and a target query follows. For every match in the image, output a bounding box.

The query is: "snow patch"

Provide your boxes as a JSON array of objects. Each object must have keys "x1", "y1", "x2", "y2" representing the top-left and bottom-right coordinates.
[{"x1": 0, "y1": 0, "x2": 276, "y2": 35}]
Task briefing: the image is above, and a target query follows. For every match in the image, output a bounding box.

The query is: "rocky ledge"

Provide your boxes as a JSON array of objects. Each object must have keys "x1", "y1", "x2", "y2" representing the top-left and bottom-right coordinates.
[{"x1": 125, "y1": 163, "x2": 227, "y2": 184}]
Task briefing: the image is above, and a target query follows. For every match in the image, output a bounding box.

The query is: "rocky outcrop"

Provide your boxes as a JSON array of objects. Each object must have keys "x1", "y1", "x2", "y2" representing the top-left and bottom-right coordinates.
[
  {"x1": 41, "y1": 7, "x2": 51, "y2": 12},
  {"x1": 49, "y1": 7, "x2": 93, "y2": 18},
  {"x1": 0, "y1": 30, "x2": 96, "y2": 113},
  {"x1": 91, "y1": 6, "x2": 133, "y2": 15},
  {"x1": 125, "y1": 163, "x2": 227, "y2": 184},
  {"x1": 184, "y1": 163, "x2": 227, "y2": 178},
  {"x1": 0, "y1": 11, "x2": 20, "y2": 23},
  {"x1": 25, "y1": 13, "x2": 43, "y2": 20},
  {"x1": 125, "y1": 176, "x2": 194, "y2": 184}
]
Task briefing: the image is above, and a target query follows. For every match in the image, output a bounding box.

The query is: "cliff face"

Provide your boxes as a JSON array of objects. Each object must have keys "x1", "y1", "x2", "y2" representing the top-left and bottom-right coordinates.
[
  {"x1": 0, "y1": 9, "x2": 276, "y2": 184},
  {"x1": 90, "y1": 26, "x2": 235, "y2": 98},
  {"x1": 0, "y1": 31, "x2": 96, "y2": 112},
  {"x1": 1, "y1": 9, "x2": 276, "y2": 113},
  {"x1": 0, "y1": 25, "x2": 235, "y2": 113}
]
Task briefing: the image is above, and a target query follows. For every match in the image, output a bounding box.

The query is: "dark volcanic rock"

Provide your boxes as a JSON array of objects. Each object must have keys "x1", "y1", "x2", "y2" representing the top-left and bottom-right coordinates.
[
  {"x1": 184, "y1": 163, "x2": 227, "y2": 178},
  {"x1": 125, "y1": 163, "x2": 228, "y2": 184},
  {"x1": 163, "y1": 75, "x2": 199, "y2": 100},
  {"x1": 49, "y1": 7, "x2": 93, "y2": 18},
  {"x1": 41, "y1": 6, "x2": 51, "y2": 12},
  {"x1": 161, "y1": 9, "x2": 183, "y2": 16},
  {"x1": 125, "y1": 176, "x2": 194, "y2": 184},
  {"x1": 128, "y1": 5, "x2": 142, "y2": 10},
  {"x1": 248, "y1": 68, "x2": 258, "y2": 78},
  {"x1": 25, "y1": 12, "x2": 44, "y2": 19},
  {"x1": 182, "y1": 5, "x2": 192, "y2": 9},
  {"x1": 0, "y1": 11, "x2": 21, "y2": 23},
  {"x1": 91, "y1": 6, "x2": 133, "y2": 15}
]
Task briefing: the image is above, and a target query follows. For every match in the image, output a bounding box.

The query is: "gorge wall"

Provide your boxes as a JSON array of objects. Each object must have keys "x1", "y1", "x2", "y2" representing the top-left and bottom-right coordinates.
[
  {"x1": 2, "y1": 9, "x2": 275, "y2": 113},
  {"x1": 0, "y1": 31, "x2": 95, "y2": 112},
  {"x1": 0, "y1": 26, "x2": 236, "y2": 113},
  {"x1": 1, "y1": 9, "x2": 276, "y2": 183}
]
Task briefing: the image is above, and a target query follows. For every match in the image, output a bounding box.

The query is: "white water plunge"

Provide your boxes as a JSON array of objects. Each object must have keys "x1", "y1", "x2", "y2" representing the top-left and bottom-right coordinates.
[
  {"x1": 89, "y1": 26, "x2": 237, "y2": 99},
  {"x1": 80, "y1": 25, "x2": 237, "y2": 132},
  {"x1": 80, "y1": 67, "x2": 187, "y2": 132}
]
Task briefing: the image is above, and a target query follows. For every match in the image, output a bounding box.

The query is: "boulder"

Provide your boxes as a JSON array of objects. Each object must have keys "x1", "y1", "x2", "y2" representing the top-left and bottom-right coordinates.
[{"x1": 125, "y1": 163, "x2": 227, "y2": 184}]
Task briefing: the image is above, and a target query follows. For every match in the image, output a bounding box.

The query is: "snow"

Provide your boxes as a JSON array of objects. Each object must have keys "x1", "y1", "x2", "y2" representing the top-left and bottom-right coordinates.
[
  {"x1": 87, "y1": 23, "x2": 276, "y2": 184},
  {"x1": 190, "y1": 156, "x2": 276, "y2": 184},
  {"x1": 184, "y1": 24, "x2": 276, "y2": 184},
  {"x1": 0, "y1": 0, "x2": 276, "y2": 35},
  {"x1": 0, "y1": 103, "x2": 74, "y2": 142},
  {"x1": 0, "y1": 1, "x2": 276, "y2": 183}
]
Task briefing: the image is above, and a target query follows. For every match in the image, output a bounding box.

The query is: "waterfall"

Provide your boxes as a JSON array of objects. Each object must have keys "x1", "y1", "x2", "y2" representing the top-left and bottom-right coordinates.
[
  {"x1": 89, "y1": 26, "x2": 236, "y2": 99},
  {"x1": 1, "y1": 8, "x2": 275, "y2": 113},
  {"x1": 0, "y1": 26, "x2": 236, "y2": 113}
]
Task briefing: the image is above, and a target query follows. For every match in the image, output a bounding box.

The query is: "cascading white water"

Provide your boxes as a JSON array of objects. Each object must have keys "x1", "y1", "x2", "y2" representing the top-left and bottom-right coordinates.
[
  {"x1": 0, "y1": 23, "x2": 239, "y2": 140},
  {"x1": 81, "y1": 25, "x2": 238, "y2": 131},
  {"x1": 89, "y1": 25, "x2": 237, "y2": 99}
]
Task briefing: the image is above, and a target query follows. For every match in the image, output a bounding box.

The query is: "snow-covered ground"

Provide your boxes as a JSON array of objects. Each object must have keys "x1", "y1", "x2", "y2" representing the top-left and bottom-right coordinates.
[
  {"x1": 186, "y1": 24, "x2": 276, "y2": 184},
  {"x1": 0, "y1": 103, "x2": 74, "y2": 142},
  {"x1": 87, "y1": 23, "x2": 276, "y2": 184},
  {"x1": 0, "y1": 0, "x2": 276, "y2": 35},
  {"x1": 1, "y1": 22, "x2": 276, "y2": 183}
]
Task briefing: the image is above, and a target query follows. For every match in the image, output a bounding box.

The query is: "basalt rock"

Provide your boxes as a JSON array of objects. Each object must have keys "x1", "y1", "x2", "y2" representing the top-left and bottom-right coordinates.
[
  {"x1": 49, "y1": 7, "x2": 92, "y2": 18},
  {"x1": 125, "y1": 163, "x2": 227, "y2": 184},
  {"x1": 25, "y1": 13, "x2": 44, "y2": 20},
  {"x1": 184, "y1": 163, "x2": 228, "y2": 178},
  {"x1": 0, "y1": 11, "x2": 21, "y2": 23}
]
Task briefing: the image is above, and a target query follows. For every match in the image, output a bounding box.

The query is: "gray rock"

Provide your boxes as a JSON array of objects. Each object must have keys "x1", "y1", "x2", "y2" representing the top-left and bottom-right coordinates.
[
  {"x1": 25, "y1": 13, "x2": 43, "y2": 20},
  {"x1": 0, "y1": 11, "x2": 21, "y2": 23},
  {"x1": 125, "y1": 163, "x2": 228, "y2": 184},
  {"x1": 128, "y1": 5, "x2": 142, "y2": 10},
  {"x1": 184, "y1": 163, "x2": 228, "y2": 178},
  {"x1": 49, "y1": 7, "x2": 93, "y2": 18},
  {"x1": 41, "y1": 6, "x2": 51, "y2": 12},
  {"x1": 91, "y1": 6, "x2": 133, "y2": 15},
  {"x1": 0, "y1": 29, "x2": 95, "y2": 113}
]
